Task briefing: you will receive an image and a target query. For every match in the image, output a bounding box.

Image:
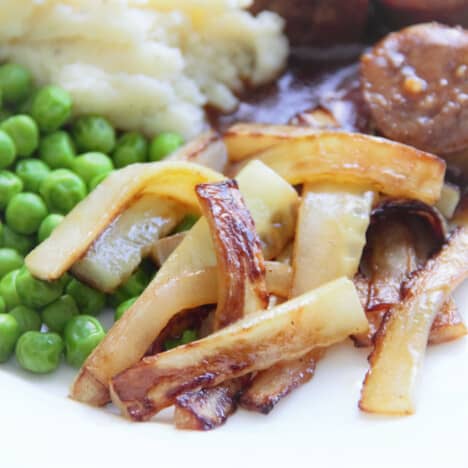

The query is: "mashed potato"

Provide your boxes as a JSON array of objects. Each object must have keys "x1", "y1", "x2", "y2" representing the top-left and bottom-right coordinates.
[{"x1": 0, "y1": 0, "x2": 288, "y2": 138}]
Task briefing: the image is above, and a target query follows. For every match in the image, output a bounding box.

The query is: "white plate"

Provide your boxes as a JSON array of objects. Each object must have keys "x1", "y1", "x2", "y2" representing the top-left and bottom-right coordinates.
[{"x1": 2, "y1": 283, "x2": 468, "y2": 468}]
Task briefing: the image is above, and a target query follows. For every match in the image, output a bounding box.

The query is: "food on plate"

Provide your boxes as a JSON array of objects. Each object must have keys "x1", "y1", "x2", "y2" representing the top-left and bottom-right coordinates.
[
  {"x1": 360, "y1": 208, "x2": 468, "y2": 414},
  {"x1": 361, "y1": 23, "x2": 468, "y2": 154},
  {"x1": 0, "y1": 0, "x2": 287, "y2": 139},
  {"x1": 378, "y1": 0, "x2": 468, "y2": 28},
  {"x1": 173, "y1": 179, "x2": 268, "y2": 429},
  {"x1": 1, "y1": 2, "x2": 468, "y2": 433},
  {"x1": 226, "y1": 124, "x2": 445, "y2": 204},
  {"x1": 69, "y1": 160, "x2": 298, "y2": 406},
  {"x1": 110, "y1": 277, "x2": 367, "y2": 421},
  {"x1": 15, "y1": 330, "x2": 64, "y2": 373},
  {"x1": 26, "y1": 160, "x2": 224, "y2": 282},
  {"x1": 250, "y1": 0, "x2": 369, "y2": 49}
]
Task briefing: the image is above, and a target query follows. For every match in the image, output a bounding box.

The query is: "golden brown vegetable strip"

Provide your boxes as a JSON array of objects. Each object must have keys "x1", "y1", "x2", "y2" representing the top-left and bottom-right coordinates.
[
  {"x1": 353, "y1": 216, "x2": 465, "y2": 347},
  {"x1": 240, "y1": 349, "x2": 324, "y2": 414},
  {"x1": 224, "y1": 125, "x2": 445, "y2": 204},
  {"x1": 224, "y1": 123, "x2": 321, "y2": 160},
  {"x1": 110, "y1": 277, "x2": 368, "y2": 421},
  {"x1": 174, "y1": 179, "x2": 268, "y2": 430},
  {"x1": 26, "y1": 160, "x2": 224, "y2": 280},
  {"x1": 240, "y1": 183, "x2": 373, "y2": 413},
  {"x1": 359, "y1": 225, "x2": 468, "y2": 415},
  {"x1": 71, "y1": 161, "x2": 298, "y2": 406},
  {"x1": 174, "y1": 380, "x2": 245, "y2": 430},
  {"x1": 196, "y1": 180, "x2": 268, "y2": 329},
  {"x1": 429, "y1": 298, "x2": 467, "y2": 346}
]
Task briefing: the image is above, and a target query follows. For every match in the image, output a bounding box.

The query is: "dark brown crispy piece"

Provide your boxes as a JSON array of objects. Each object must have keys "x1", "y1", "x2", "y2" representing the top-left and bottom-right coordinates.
[
  {"x1": 239, "y1": 349, "x2": 323, "y2": 414},
  {"x1": 353, "y1": 214, "x2": 464, "y2": 347},
  {"x1": 174, "y1": 180, "x2": 268, "y2": 430},
  {"x1": 175, "y1": 379, "x2": 246, "y2": 430},
  {"x1": 195, "y1": 180, "x2": 268, "y2": 329}
]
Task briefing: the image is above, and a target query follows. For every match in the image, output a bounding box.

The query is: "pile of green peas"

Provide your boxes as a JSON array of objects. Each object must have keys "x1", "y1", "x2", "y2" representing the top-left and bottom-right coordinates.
[{"x1": 0, "y1": 62, "x2": 195, "y2": 375}]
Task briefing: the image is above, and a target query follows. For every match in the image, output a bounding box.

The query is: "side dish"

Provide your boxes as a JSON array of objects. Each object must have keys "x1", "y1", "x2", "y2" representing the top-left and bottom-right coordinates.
[{"x1": 1, "y1": 1, "x2": 468, "y2": 433}]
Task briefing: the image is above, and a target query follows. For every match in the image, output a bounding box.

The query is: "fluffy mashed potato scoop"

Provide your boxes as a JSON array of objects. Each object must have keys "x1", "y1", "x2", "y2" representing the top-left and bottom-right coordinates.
[{"x1": 0, "y1": 0, "x2": 288, "y2": 138}]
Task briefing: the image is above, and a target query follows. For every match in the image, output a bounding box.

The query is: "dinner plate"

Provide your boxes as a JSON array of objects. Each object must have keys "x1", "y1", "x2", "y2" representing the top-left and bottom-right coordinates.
[{"x1": 2, "y1": 283, "x2": 467, "y2": 468}]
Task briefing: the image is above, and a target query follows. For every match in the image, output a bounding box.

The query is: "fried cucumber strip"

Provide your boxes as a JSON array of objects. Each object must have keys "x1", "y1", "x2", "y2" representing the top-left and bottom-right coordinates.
[
  {"x1": 224, "y1": 125, "x2": 445, "y2": 204},
  {"x1": 71, "y1": 161, "x2": 298, "y2": 406},
  {"x1": 240, "y1": 183, "x2": 373, "y2": 413},
  {"x1": 110, "y1": 277, "x2": 368, "y2": 421},
  {"x1": 359, "y1": 222, "x2": 468, "y2": 415},
  {"x1": 173, "y1": 179, "x2": 268, "y2": 430}
]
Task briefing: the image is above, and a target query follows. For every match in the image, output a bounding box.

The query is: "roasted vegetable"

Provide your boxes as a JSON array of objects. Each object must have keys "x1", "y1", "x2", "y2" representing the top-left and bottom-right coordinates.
[
  {"x1": 110, "y1": 277, "x2": 368, "y2": 421},
  {"x1": 70, "y1": 161, "x2": 298, "y2": 406},
  {"x1": 240, "y1": 183, "x2": 373, "y2": 413},
  {"x1": 174, "y1": 179, "x2": 268, "y2": 430},
  {"x1": 26, "y1": 160, "x2": 225, "y2": 281},
  {"x1": 72, "y1": 195, "x2": 183, "y2": 292},
  {"x1": 224, "y1": 125, "x2": 445, "y2": 204},
  {"x1": 359, "y1": 223, "x2": 468, "y2": 415}
]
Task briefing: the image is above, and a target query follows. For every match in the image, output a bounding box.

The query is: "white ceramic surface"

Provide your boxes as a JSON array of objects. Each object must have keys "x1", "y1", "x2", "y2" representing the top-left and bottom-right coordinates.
[{"x1": 1, "y1": 283, "x2": 468, "y2": 468}]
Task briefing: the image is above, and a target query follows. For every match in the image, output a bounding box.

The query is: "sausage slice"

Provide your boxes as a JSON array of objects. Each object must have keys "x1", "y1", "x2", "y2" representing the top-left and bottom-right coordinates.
[{"x1": 361, "y1": 23, "x2": 468, "y2": 154}]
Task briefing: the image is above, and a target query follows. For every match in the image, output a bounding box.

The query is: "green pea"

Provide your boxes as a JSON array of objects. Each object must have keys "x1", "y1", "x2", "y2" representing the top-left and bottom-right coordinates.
[
  {"x1": 0, "y1": 115, "x2": 39, "y2": 157},
  {"x1": 15, "y1": 267, "x2": 63, "y2": 308},
  {"x1": 66, "y1": 279, "x2": 106, "y2": 316},
  {"x1": 71, "y1": 152, "x2": 114, "y2": 184},
  {"x1": 6, "y1": 192, "x2": 48, "y2": 235},
  {"x1": 15, "y1": 159, "x2": 51, "y2": 192},
  {"x1": 9, "y1": 305, "x2": 41, "y2": 335},
  {"x1": 15, "y1": 331, "x2": 63, "y2": 373},
  {"x1": 0, "y1": 296, "x2": 5, "y2": 314},
  {"x1": 112, "y1": 132, "x2": 147, "y2": 168},
  {"x1": 0, "y1": 225, "x2": 35, "y2": 255},
  {"x1": 0, "y1": 269, "x2": 21, "y2": 311},
  {"x1": 0, "y1": 313, "x2": 20, "y2": 362},
  {"x1": 37, "y1": 213, "x2": 64, "y2": 244},
  {"x1": 39, "y1": 131, "x2": 76, "y2": 169},
  {"x1": 174, "y1": 214, "x2": 199, "y2": 233},
  {"x1": 72, "y1": 116, "x2": 116, "y2": 153},
  {"x1": 164, "y1": 329, "x2": 198, "y2": 351},
  {"x1": 0, "y1": 64, "x2": 33, "y2": 104},
  {"x1": 109, "y1": 267, "x2": 151, "y2": 307},
  {"x1": 0, "y1": 248, "x2": 23, "y2": 278},
  {"x1": 0, "y1": 129, "x2": 16, "y2": 169},
  {"x1": 0, "y1": 170, "x2": 23, "y2": 210},
  {"x1": 39, "y1": 169, "x2": 87, "y2": 214},
  {"x1": 63, "y1": 315, "x2": 105, "y2": 368},
  {"x1": 42, "y1": 294, "x2": 79, "y2": 334},
  {"x1": 149, "y1": 132, "x2": 184, "y2": 162},
  {"x1": 114, "y1": 296, "x2": 138, "y2": 321},
  {"x1": 88, "y1": 171, "x2": 111, "y2": 192},
  {"x1": 30, "y1": 85, "x2": 72, "y2": 133}
]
